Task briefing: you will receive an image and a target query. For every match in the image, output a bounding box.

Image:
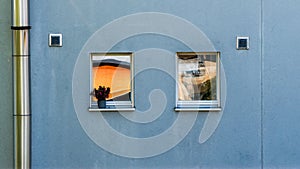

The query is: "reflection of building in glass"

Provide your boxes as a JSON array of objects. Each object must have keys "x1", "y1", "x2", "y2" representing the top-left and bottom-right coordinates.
[
  {"x1": 178, "y1": 54, "x2": 217, "y2": 101},
  {"x1": 92, "y1": 55, "x2": 131, "y2": 102}
]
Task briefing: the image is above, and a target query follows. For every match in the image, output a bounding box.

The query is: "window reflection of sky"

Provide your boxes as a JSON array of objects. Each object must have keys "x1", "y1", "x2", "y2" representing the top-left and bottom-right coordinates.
[{"x1": 93, "y1": 56, "x2": 130, "y2": 63}]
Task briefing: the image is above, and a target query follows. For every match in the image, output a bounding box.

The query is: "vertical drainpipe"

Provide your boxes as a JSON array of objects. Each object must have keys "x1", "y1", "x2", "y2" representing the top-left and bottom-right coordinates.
[{"x1": 11, "y1": 0, "x2": 31, "y2": 168}]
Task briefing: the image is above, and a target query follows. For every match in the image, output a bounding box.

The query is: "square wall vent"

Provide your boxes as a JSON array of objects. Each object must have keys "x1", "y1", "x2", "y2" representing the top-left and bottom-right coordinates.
[
  {"x1": 236, "y1": 36, "x2": 249, "y2": 50},
  {"x1": 49, "y1": 33, "x2": 62, "y2": 47}
]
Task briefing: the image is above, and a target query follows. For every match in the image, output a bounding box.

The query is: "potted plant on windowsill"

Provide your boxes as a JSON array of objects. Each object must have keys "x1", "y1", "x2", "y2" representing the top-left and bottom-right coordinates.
[{"x1": 93, "y1": 86, "x2": 110, "y2": 108}]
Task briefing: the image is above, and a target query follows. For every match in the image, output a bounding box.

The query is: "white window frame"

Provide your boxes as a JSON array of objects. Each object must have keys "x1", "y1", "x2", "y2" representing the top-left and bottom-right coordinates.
[
  {"x1": 89, "y1": 52, "x2": 135, "y2": 111},
  {"x1": 175, "y1": 52, "x2": 221, "y2": 112}
]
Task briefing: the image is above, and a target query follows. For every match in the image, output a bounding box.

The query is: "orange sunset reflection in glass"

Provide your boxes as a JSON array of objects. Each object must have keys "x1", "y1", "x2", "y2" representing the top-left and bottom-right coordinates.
[{"x1": 92, "y1": 55, "x2": 131, "y2": 101}]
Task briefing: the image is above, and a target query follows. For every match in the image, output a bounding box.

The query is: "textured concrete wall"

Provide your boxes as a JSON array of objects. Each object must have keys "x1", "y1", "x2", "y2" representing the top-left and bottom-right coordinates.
[
  {"x1": 25, "y1": 0, "x2": 300, "y2": 168},
  {"x1": 30, "y1": 0, "x2": 261, "y2": 168},
  {"x1": 263, "y1": 0, "x2": 300, "y2": 168},
  {"x1": 0, "y1": 0, "x2": 13, "y2": 168}
]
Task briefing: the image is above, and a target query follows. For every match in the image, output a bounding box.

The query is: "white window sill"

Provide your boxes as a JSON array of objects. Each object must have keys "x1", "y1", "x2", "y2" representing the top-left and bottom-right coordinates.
[
  {"x1": 89, "y1": 107, "x2": 135, "y2": 112},
  {"x1": 174, "y1": 107, "x2": 221, "y2": 112}
]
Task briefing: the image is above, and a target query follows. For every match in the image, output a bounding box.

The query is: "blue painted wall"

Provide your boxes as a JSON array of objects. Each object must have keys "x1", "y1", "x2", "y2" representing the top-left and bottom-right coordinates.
[
  {"x1": 263, "y1": 0, "x2": 300, "y2": 168},
  {"x1": 0, "y1": 0, "x2": 13, "y2": 168},
  {"x1": 27, "y1": 0, "x2": 300, "y2": 168}
]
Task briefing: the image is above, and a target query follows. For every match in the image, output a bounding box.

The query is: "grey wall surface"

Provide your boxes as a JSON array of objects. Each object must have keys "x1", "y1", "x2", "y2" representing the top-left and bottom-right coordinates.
[
  {"x1": 0, "y1": 0, "x2": 296, "y2": 168},
  {"x1": 0, "y1": 0, "x2": 13, "y2": 168},
  {"x1": 263, "y1": 0, "x2": 300, "y2": 168},
  {"x1": 30, "y1": 0, "x2": 262, "y2": 168}
]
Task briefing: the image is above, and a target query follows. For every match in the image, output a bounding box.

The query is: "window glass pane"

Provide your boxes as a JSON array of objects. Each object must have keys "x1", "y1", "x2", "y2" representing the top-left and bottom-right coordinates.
[
  {"x1": 178, "y1": 53, "x2": 218, "y2": 101},
  {"x1": 92, "y1": 54, "x2": 132, "y2": 102}
]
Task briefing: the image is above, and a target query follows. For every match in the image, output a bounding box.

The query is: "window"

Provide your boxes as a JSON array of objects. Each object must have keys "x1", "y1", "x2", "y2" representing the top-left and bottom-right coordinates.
[
  {"x1": 89, "y1": 52, "x2": 134, "y2": 111},
  {"x1": 175, "y1": 52, "x2": 221, "y2": 111}
]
